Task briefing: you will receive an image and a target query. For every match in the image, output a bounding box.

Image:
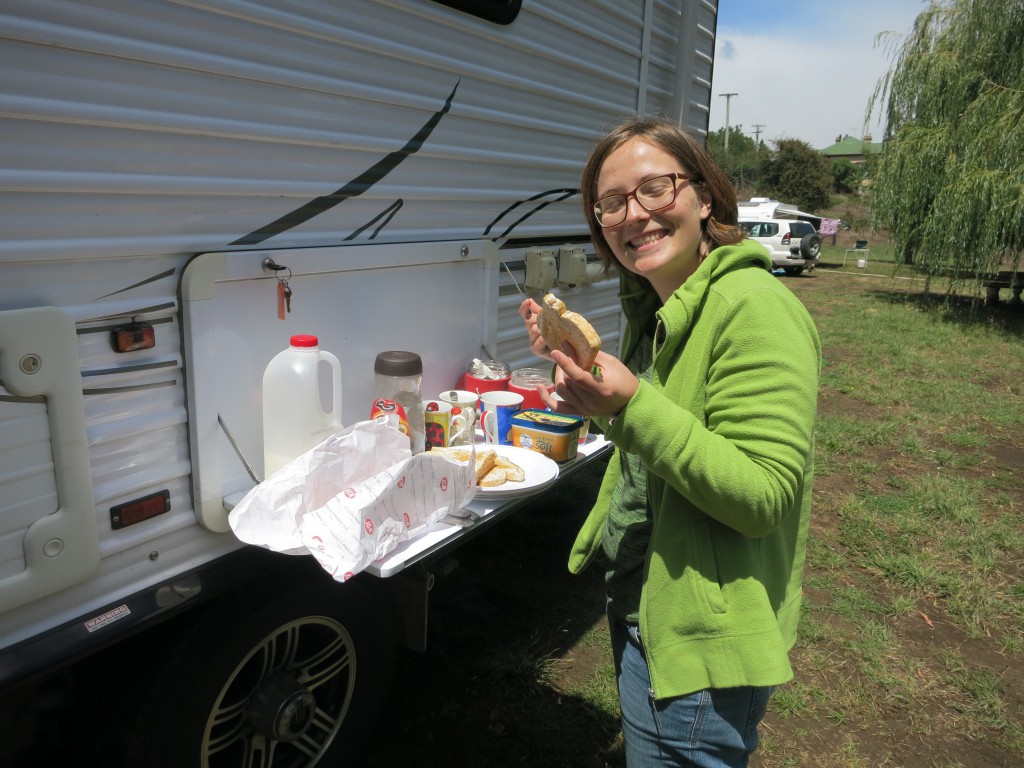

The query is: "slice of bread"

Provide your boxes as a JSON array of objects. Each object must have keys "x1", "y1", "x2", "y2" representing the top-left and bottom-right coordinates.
[
  {"x1": 479, "y1": 465, "x2": 509, "y2": 487},
  {"x1": 430, "y1": 446, "x2": 494, "y2": 482},
  {"x1": 474, "y1": 449, "x2": 497, "y2": 483},
  {"x1": 430, "y1": 447, "x2": 472, "y2": 463},
  {"x1": 539, "y1": 292, "x2": 601, "y2": 370},
  {"x1": 494, "y1": 455, "x2": 525, "y2": 482}
]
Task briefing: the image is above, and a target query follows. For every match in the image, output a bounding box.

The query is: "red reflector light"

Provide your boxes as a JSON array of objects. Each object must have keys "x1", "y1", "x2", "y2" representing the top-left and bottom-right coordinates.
[
  {"x1": 110, "y1": 490, "x2": 170, "y2": 529},
  {"x1": 110, "y1": 323, "x2": 156, "y2": 353}
]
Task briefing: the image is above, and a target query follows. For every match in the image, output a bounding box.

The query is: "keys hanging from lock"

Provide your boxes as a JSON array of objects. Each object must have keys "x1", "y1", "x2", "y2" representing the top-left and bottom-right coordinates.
[
  {"x1": 262, "y1": 258, "x2": 294, "y2": 320},
  {"x1": 276, "y1": 278, "x2": 292, "y2": 319}
]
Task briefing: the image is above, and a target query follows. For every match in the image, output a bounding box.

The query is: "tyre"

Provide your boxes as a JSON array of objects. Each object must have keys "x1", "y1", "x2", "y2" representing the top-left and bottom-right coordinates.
[
  {"x1": 120, "y1": 573, "x2": 396, "y2": 768},
  {"x1": 800, "y1": 233, "x2": 821, "y2": 259}
]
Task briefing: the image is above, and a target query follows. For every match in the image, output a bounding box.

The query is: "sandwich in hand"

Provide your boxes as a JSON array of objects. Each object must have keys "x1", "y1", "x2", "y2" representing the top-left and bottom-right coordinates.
[{"x1": 538, "y1": 293, "x2": 601, "y2": 371}]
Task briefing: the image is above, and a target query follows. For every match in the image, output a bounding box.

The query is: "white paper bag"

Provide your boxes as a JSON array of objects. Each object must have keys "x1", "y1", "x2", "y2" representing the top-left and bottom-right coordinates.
[{"x1": 228, "y1": 418, "x2": 476, "y2": 580}]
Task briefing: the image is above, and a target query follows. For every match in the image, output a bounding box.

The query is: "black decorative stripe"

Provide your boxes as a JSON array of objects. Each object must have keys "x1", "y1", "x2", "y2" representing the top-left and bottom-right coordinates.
[
  {"x1": 344, "y1": 199, "x2": 404, "y2": 241},
  {"x1": 79, "y1": 302, "x2": 177, "y2": 323},
  {"x1": 94, "y1": 269, "x2": 177, "y2": 300},
  {"x1": 483, "y1": 188, "x2": 577, "y2": 238},
  {"x1": 231, "y1": 82, "x2": 460, "y2": 246}
]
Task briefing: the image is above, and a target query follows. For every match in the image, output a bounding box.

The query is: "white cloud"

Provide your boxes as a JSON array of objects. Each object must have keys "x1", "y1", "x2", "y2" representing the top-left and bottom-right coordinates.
[{"x1": 709, "y1": 1, "x2": 925, "y2": 148}]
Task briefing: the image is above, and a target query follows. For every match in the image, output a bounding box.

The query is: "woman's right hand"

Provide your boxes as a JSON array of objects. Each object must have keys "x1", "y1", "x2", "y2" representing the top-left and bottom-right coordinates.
[{"x1": 518, "y1": 297, "x2": 554, "y2": 362}]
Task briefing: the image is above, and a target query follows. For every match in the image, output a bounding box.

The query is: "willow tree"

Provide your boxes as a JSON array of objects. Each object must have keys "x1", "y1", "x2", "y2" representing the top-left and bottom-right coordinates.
[{"x1": 869, "y1": 0, "x2": 1024, "y2": 292}]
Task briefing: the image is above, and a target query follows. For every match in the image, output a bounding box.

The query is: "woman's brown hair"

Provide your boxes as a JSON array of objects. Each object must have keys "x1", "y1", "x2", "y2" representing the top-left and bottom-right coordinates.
[{"x1": 580, "y1": 117, "x2": 744, "y2": 273}]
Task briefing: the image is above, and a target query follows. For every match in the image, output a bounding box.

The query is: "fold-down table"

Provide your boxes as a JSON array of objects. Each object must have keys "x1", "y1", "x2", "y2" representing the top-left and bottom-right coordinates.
[{"x1": 366, "y1": 435, "x2": 613, "y2": 577}]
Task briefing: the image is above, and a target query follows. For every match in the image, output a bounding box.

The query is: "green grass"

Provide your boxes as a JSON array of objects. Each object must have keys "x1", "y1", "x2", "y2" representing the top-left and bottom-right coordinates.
[{"x1": 751, "y1": 262, "x2": 1024, "y2": 766}]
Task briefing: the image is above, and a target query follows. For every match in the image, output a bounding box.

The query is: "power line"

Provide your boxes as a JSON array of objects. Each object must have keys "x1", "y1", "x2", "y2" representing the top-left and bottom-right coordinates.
[{"x1": 752, "y1": 124, "x2": 765, "y2": 149}]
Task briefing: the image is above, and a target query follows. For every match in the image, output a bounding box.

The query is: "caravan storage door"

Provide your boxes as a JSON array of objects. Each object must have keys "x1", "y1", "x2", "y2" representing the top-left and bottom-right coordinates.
[{"x1": 182, "y1": 240, "x2": 498, "y2": 532}]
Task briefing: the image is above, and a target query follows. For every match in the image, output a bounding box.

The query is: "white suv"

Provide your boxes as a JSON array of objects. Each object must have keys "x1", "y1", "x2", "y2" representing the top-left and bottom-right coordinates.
[{"x1": 740, "y1": 218, "x2": 821, "y2": 275}]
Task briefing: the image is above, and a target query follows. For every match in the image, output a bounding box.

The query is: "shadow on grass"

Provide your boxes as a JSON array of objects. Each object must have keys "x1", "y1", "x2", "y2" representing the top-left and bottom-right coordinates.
[
  {"x1": 868, "y1": 288, "x2": 1024, "y2": 338},
  {"x1": 809, "y1": 261, "x2": 845, "y2": 271},
  {"x1": 363, "y1": 457, "x2": 626, "y2": 768}
]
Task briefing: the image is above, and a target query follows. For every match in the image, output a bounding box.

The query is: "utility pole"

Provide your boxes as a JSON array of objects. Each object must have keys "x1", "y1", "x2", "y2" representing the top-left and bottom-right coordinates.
[
  {"x1": 752, "y1": 123, "x2": 764, "y2": 149},
  {"x1": 719, "y1": 92, "x2": 737, "y2": 151}
]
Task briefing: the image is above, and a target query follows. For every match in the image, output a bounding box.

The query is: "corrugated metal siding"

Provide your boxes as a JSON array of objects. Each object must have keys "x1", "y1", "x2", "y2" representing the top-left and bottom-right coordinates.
[
  {"x1": 670, "y1": 0, "x2": 719, "y2": 135},
  {"x1": 0, "y1": 0, "x2": 712, "y2": 266}
]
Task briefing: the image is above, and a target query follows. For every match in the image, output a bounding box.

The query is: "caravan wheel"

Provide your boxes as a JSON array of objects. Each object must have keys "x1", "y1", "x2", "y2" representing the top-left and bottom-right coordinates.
[{"x1": 121, "y1": 575, "x2": 395, "y2": 768}]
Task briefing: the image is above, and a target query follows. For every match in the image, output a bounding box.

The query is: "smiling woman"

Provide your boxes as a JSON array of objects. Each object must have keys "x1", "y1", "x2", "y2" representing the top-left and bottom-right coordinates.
[{"x1": 519, "y1": 116, "x2": 822, "y2": 768}]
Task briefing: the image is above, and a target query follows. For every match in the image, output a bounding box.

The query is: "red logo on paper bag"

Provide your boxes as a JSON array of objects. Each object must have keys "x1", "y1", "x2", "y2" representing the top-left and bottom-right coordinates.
[
  {"x1": 403, "y1": 512, "x2": 411, "y2": 528},
  {"x1": 370, "y1": 398, "x2": 410, "y2": 436},
  {"x1": 440, "y1": 477, "x2": 449, "y2": 492},
  {"x1": 344, "y1": 487, "x2": 356, "y2": 499},
  {"x1": 363, "y1": 518, "x2": 374, "y2": 535},
  {"x1": 397, "y1": 475, "x2": 406, "y2": 489},
  {"x1": 343, "y1": 572, "x2": 355, "y2": 581}
]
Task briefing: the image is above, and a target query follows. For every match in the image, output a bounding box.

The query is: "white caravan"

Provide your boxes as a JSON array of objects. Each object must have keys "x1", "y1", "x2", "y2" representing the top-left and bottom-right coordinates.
[{"x1": 0, "y1": 1, "x2": 720, "y2": 764}]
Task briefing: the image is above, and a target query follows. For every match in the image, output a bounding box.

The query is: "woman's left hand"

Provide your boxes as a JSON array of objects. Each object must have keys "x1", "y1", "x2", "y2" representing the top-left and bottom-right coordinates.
[{"x1": 546, "y1": 349, "x2": 637, "y2": 418}]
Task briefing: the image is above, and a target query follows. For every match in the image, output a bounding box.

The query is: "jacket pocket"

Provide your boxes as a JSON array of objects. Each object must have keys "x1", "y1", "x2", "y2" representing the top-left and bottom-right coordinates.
[{"x1": 694, "y1": 517, "x2": 727, "y2": 614}]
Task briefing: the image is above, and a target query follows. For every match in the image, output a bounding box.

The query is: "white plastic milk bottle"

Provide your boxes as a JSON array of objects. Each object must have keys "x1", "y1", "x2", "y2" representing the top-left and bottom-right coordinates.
[{"x1": 262, "y1": 334, "x2": 343, "y2": 477}]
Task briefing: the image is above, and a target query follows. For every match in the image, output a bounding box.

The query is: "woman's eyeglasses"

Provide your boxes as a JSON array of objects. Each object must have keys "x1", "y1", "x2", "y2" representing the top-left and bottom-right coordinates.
[{"x1": 593, "y1": 172, "x2": 693, "y2": 228}]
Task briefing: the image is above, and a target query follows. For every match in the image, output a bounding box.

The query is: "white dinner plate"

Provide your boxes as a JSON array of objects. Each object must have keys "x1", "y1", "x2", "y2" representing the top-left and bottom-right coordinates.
[{"x1": 474, "y1": 445, "x2": 559, "y2": 500}]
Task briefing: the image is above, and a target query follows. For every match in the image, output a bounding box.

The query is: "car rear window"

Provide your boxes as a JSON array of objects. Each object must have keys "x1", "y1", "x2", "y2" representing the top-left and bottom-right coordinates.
[
  {"x1": 741, "y1": 221, "x2": 778, "y2": 237},
  {"x1": 789, "y1": 222, "x2": 816, "y2": 236}
]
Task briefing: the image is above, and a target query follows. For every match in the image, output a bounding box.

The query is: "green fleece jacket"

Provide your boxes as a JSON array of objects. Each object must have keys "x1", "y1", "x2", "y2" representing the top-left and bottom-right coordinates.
[{"x1": 569, "y1": 240, "x2": 821, "y2": 700}]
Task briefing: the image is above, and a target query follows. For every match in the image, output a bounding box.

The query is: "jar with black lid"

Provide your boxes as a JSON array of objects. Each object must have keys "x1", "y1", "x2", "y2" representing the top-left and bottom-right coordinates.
[{"x1": 370, "y1": 351, "x2": 425, "y2": 454}]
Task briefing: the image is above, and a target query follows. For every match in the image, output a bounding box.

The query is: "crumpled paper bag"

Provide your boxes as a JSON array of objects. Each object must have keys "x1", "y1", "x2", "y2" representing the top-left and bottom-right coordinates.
[{"x1": 228, "y1": 418, "x2": 476, "y2": 581}]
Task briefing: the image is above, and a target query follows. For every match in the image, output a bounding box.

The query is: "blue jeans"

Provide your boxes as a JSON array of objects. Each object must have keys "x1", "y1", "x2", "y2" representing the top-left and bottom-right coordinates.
[{"x1": 609, "y1": 618, "x2": 772, "y2": 768}]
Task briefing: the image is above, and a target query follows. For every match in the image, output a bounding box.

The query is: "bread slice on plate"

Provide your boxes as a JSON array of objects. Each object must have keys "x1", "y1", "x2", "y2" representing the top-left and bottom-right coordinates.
[
  {"x1": 429, "y1": 447, "x2": 472, "y2": 462},
  {"x1": 479, "y1": 464, "x2": 508, "y2": 487},
  {"x1": 474, "y1": 449, "x2": 497, "y2": 483},
  {"x1": 494, "y1": 454, "x2": 525, "y2": 482}
]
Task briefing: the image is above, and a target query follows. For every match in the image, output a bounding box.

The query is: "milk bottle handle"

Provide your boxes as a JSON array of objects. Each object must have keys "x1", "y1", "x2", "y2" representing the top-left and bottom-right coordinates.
[{"x1": 317, "y1": 350, "x2": 343, "y2": 425}]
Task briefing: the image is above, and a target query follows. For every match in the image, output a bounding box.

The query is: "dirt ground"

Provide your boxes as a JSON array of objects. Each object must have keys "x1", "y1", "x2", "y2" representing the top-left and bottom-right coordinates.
[{"x1": 362, "y1": 276, "x2": 1023, "y2": 768}]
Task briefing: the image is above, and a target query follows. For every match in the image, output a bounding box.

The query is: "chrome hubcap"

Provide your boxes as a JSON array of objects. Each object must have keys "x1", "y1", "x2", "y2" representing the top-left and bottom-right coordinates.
[{"x1": 247, "y1": 673, "x2": 318, "y2": 742}]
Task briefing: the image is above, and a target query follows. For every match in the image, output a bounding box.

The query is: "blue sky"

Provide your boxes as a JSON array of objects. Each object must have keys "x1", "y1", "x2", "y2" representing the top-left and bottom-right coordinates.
[{"x1": 709, "y1": 0, "x2": 929, "y2": 149}]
